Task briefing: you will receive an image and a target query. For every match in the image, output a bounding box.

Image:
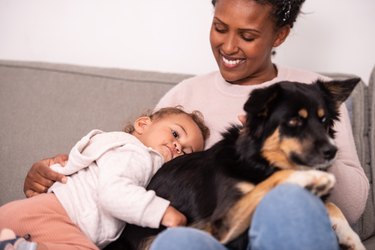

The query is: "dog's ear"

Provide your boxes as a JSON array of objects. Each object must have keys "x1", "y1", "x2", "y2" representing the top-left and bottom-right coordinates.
[
  {"x1": 243, "y1": 84, "x2": 282, "y2": 138},
  {"x1": 244, "y1": 84, "x2": 281, "y2": 119},
  {"x1": 317, "y1": 78, "x2": 360, "y2": 107}
]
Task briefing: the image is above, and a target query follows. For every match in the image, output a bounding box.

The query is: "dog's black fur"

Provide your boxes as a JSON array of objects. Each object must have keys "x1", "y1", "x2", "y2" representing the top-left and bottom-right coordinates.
[{"x1": 104, "y1": 78, "x2": 360, "y2": 250}]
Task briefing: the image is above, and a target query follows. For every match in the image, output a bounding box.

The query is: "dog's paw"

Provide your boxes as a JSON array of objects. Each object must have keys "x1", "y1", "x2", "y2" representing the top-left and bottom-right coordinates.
[
  {"x1": 339, "y1": 236, "x2": 366, "y2": 250},
  {"x1": 284, "y1": 170, "x2": 335, "y2": 197},
  {"x1": 332, "y1": 219, "x2": 365, "y2": 250}
]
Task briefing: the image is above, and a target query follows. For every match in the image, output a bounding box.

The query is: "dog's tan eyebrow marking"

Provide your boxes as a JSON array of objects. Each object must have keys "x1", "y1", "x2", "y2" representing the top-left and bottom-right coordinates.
[
  {"x1": 317, "y1": 108, "x2": 325, "y2": 118},
  {"x1": 298, "y1": 109, "x2": 308, "y2": 118}
]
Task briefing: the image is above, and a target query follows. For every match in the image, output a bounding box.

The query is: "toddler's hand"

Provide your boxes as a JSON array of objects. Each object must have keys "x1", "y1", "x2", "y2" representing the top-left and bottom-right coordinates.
[{"x1": 161, "y1": 206, "x2": 187, "y2": 227}]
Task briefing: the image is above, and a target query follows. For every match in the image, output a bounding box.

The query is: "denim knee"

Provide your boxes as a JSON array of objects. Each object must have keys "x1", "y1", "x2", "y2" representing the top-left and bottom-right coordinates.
[
  {"x1": 249, "y1": 183, "x2": 339, "y2": 250},
  {"x1": 150, "y1": 227, "x2": 227, "y2": 250}
]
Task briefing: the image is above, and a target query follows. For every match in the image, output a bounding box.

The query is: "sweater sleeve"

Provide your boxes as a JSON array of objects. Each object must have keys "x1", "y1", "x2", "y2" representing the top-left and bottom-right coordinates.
[
  {"x1": 96, "y1": 144, "x2": 170, "y2": 228},
  {"x1": 327, "y1": 104, "x2": 370, "y2": 224}
]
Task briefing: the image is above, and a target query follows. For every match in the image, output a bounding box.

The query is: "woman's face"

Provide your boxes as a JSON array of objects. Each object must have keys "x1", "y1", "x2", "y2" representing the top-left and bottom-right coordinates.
[{"x1": 210, "y1": 0, "x2": 289, "y2": 85}]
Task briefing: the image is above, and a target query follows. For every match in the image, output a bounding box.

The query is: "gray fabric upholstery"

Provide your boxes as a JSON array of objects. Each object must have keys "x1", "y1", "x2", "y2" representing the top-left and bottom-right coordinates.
[
  {"x1": 0, "y1": 60, "x2": 373, "y2": 248},
  {"x1": 363, "y1": 65, "x2": 375, "y2": 248},
  {"x1": 0, "y1": 60, "x2": 192, "y2": 204}
]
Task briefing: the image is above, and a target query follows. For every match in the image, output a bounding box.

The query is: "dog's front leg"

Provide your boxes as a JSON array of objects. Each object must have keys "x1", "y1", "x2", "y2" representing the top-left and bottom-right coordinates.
[
  {"x1": 326, "y1": 202, "x2": 365, "y2": 250},
  {"x1": 210, "y1": 169, "x2": 336, "y2": 244},
  {"x1": 209, "y1": 169, "x2": 297, "y2": 244}
]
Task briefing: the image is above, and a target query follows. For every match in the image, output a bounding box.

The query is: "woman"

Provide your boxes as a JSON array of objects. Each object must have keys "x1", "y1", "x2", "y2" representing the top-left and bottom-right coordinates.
[{"x1": 23, "y1": 0, "x2": 368, "y2": 249}]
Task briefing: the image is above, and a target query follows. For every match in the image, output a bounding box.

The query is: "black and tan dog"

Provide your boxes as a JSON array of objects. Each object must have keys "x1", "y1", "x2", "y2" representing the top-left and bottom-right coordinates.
[{"x1": 104, "y1": 78, "x2": 364, "y2": 250}]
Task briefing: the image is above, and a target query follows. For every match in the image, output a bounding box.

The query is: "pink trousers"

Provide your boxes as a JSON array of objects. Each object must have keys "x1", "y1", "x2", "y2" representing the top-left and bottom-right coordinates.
[{"x1": 0, "y1": 193, "x2": 98, "y2": 250}]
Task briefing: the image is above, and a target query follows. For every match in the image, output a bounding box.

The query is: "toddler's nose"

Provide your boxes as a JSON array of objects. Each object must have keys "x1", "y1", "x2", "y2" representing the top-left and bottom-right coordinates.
[{"x1": 173, "y1": 142, "x2": 182, "y2": 155}]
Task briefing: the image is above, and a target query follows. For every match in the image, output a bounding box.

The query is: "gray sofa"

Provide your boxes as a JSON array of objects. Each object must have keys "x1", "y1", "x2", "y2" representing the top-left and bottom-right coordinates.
[{"x1": 0, "y1": 60, "x2": 374, "y2": 249}]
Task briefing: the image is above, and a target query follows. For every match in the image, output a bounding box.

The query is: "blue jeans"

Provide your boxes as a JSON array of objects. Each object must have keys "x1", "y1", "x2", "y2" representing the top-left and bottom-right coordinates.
[{"x1": 150, "y1": 184, "x2": 339, "y2": 250}]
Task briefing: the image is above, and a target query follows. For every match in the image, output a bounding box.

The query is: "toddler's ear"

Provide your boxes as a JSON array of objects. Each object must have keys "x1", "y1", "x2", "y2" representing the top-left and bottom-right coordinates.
[
  {"x1": 237, "y1": 114, "x2": 246, "y2": 125},
  {"x1": 134, "y1": 116, "x2": 152, "y2": 134}
]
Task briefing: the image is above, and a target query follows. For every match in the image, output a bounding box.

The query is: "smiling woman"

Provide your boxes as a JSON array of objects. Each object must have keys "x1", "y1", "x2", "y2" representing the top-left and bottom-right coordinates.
[
  {"x1": 210, "y1": 0, "x2": 285, "y2": 85},
  {"x1": 11, "y1": 0, "x2": 370, "y2": 249},
  {"x1": 148, "y1": 0, "x2": 369, "y2": 249}
]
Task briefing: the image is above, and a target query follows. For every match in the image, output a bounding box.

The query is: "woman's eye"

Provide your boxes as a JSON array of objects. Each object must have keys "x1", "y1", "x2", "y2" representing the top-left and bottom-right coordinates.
[
  {"x1": 214, "y1": 23, "x2": 227, "y2": 33},
  {"x1": 242, "y1": 37, "x2": 254, "y2": 42},
  {"x1": 241, "y1": 33, "x2": 255, "y2": 42}
]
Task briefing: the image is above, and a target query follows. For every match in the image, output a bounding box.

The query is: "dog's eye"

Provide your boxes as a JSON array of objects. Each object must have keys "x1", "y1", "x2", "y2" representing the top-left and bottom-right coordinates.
[
  {"x1": 320, "y1": 116, "x2": 327, "y2": 123},
  {"x1": 288, "y1": 117, "x2": 303, "y2": 127}
]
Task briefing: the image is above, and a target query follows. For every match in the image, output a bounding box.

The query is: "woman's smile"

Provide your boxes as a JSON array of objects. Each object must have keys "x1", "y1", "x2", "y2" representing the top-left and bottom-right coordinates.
[{"x1": 221, "y1": 54, "x2": 245, "y2": 68}]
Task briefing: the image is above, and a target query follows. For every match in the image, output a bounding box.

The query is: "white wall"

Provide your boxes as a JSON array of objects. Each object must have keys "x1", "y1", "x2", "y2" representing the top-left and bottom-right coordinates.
[{"x1": 0, "y1": 0, "x2": 374, "y2": 82}]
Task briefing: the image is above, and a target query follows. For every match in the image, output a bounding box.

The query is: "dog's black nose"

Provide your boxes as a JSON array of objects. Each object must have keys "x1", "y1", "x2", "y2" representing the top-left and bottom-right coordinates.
[{"x1": 321, "y1": 144, "x2": 337, "y2": 160}]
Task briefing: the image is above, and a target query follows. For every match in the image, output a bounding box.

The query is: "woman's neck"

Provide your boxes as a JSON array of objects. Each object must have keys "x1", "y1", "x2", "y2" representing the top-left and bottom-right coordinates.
[{"x1": 229, "y1": 64, "x2": 278, "y2": 86}]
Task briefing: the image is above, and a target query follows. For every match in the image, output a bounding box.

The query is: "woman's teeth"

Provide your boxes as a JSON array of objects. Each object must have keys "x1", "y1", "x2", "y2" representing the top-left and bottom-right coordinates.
[{"x1": 222, "y1": 56, "x2": 241, "y2": 66}]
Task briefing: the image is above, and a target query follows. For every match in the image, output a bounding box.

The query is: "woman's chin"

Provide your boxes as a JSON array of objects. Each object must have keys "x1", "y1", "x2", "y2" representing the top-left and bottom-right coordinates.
[{"x1": 220, "y1": 72, "x2": 246, "y2": 85}]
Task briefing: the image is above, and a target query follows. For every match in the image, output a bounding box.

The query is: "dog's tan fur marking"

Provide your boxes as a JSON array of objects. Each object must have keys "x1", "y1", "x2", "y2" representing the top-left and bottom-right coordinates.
[
  {"x1": 210, "y1": 170, "x2": 295, "y2": 243},
  {"x1": 261, "y1": 128, "x2": 303, "y2": 170},
  {"x1": 326, "y1": 202, "x2": 365, "y2": 250},
  {"x1": 317, "y1": 108, "x2": 325, "y2": 118},
  {"x1": 298, "y1": 109, "x2": 308, "y2": 118},
  {"x1": 211, "y1": 170, "x2": 339, "y2": 244},
  {"x1": 280, "y1": 138, "x2": 303, "y2": 158},
  {"x1": 236, "y1": 182, "x2": 255, "y2": 194}
]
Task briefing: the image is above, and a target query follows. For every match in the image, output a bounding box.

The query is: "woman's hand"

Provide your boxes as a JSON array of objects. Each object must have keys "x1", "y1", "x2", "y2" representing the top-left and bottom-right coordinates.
[
  {"x1": 161, "y1": 206, "x2": 187, "y2": 227},
  {"x1": 23, "y1": 154, "x2": 68, "y2": 198}
]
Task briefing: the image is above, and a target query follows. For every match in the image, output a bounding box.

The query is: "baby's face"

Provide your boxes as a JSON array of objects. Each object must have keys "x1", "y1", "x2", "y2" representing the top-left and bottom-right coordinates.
[{"x1": 138, "y1": 114, "x2": 204, "y2": 162}]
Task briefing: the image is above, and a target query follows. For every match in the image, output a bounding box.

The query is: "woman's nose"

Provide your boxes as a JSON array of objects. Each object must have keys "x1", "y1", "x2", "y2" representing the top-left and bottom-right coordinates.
[{"x1": 221, "y1": 33, "x2": 238, "y2": 54}]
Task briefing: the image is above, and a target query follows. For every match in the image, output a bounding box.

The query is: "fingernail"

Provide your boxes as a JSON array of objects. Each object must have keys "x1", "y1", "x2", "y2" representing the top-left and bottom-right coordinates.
[{"x1": 23, "y1": 233, "x2": 31, "y2": 240}]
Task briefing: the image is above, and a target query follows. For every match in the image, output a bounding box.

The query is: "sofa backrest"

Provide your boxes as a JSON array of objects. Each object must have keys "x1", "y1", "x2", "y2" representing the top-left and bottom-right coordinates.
[
  {"x1": 359, "y1": 65, "x2": 375, "y2": 240},
  {"x1": 0, "y1": 60, "x2": 192, "y2": 205}
]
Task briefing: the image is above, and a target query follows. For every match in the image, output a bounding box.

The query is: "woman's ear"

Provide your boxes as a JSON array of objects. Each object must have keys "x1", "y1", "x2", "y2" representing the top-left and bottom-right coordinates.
[
  {"x1": 273, "y1": 25, "x2": 290, "y2": 48},
  {"x1": 133, "y1": 116, "x2": 152, "y2": 134}
]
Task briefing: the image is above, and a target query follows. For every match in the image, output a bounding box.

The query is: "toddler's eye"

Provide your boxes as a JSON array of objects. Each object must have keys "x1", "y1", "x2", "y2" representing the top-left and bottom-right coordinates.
[{"x1": 172, "y1": 130, "x2": 179, "y2": 138}]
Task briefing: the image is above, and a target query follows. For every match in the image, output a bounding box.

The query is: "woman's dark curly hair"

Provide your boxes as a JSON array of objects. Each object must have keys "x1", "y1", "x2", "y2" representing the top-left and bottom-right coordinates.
[{"x1": 211, "y1": 0, "x2": 306, "y2": 28}]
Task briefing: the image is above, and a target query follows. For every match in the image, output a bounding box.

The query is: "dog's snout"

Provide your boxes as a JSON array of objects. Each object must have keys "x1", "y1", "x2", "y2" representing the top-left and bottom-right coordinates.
[{"x1": 321, "y1": 144, "x2": 337, "y2": 160}]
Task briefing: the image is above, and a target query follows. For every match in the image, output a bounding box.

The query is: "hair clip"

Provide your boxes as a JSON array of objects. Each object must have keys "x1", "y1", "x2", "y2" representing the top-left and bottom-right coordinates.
[{"x1": 282, "y1": 0, "x2": 292, "y2": 22}]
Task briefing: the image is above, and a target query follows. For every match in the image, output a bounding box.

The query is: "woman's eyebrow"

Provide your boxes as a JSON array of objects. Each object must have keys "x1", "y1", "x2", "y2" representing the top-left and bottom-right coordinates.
[
  {"x1": 238, "y1": 28, "x2": 261, "y2": 34},
  {"x1": 213, "y1": 17, "x2": 228, "y2": 26},
  {"x1": 213, "y1": 17, "x2": 260, "y2": 34}
]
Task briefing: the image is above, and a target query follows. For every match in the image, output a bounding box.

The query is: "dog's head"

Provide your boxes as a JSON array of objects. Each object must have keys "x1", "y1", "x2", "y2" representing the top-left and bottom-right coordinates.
[{"x1": 237, "y1": 78, "x2": 360, "y2": 170}]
